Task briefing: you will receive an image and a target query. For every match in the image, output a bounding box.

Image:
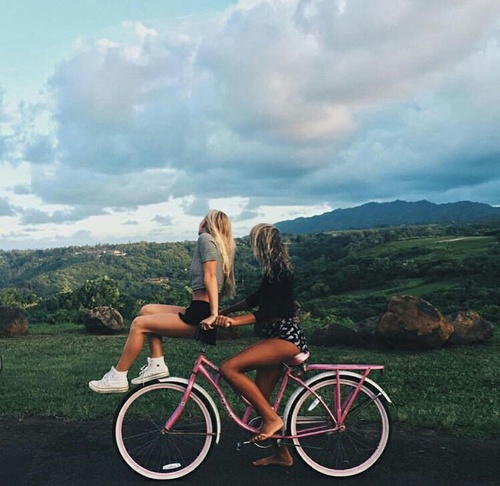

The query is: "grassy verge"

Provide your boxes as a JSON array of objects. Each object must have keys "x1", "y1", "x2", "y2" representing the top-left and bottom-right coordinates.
[{"x1": 0, "y1": 323, "x2": 498, "y2": 439}]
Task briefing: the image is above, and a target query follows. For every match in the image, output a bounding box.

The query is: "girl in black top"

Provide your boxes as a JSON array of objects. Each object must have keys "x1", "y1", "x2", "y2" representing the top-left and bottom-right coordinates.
[{"x1": 214, "y1": 224, "x2": 308, "y2": 467}]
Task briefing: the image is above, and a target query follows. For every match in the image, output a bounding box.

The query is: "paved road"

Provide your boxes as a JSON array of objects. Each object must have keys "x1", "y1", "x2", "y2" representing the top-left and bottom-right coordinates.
[{"x1": 0, "y1": 418, "x2": 499, "y2": 486}]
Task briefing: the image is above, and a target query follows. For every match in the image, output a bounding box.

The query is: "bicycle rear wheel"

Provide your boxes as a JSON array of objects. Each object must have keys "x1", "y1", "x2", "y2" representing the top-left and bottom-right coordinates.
[
  {"x1": 287, "y1": 375, "x2": 390, "y2": 477},
  {"x1": 114, "y1": 381, "x2": 216, "y2": 480}
]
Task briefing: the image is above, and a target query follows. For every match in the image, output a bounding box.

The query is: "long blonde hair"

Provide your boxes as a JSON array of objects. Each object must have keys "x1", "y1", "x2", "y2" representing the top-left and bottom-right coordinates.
[
  {"x1": 204, "y1": 209, "x2": 236, "y2": 296},
  {"x1": 250, "y1": 223, "x2": 292, "y2": 280}
]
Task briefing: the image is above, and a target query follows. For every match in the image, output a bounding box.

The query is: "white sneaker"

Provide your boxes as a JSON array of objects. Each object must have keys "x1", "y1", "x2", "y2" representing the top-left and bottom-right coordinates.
[
  {"x1": 89, "y1": 367, "x2": 129, "y2": 393},
  {"x1": 131, "y1": 357, "x2": 170, "y2": 385}
]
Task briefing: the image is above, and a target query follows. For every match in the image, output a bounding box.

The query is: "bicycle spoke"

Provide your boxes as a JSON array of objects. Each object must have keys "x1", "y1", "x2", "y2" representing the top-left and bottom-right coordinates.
[
  {"x1": 114, "y1": 382, "x2": 215, "y2": 480},
  {"x1": 287, "y1": 376, "x2": 390, "y2": 477}
]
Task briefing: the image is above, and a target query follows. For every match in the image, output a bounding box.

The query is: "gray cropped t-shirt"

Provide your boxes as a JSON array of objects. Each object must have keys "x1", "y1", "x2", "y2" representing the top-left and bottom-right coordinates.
[{"x1": 189, "y1": 232, "x2": 224, "y2": 293}]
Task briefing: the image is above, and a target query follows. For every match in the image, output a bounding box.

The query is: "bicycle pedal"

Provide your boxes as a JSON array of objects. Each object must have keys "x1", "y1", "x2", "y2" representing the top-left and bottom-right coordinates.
[{"x1": 236, "y1": 440, "x2": 252, "y2": 451}]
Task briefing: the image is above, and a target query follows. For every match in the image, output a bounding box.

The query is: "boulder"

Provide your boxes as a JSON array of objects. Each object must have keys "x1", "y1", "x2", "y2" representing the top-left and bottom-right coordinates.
[
  {"x1": 0, "y1": 306, "x2": 29, "y2": 336},
  {"x1": 447, "y1": 310, "x2": 495, "y2": 345},
  {"x1": 376, "y1": 295, "x2": 453, "y2": 349},
  {"x1": 83, "y1": 306, "x2": 125, "y2": 334}
]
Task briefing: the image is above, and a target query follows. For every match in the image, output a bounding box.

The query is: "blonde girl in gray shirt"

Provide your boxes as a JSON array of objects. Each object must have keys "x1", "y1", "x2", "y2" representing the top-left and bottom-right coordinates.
[{"x1": 89, "y1": 210, "x2": 235, "y2": 393}]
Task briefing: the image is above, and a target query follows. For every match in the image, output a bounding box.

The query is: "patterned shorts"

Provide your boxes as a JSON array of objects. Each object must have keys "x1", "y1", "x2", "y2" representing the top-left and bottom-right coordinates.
[{"x1": 259, "y1": 317, "x2": 309, "y2": 354}]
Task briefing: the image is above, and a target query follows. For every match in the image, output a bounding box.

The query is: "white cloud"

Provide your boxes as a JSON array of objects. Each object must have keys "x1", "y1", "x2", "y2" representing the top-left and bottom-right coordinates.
[
  {"x1": 0, "y1": 90, "x2": 13, "y2": 160},
  {"x1": 0, "y1": 197, "x2": 15, "y2": 216},
  {"x1": 30, "y1": 165, "x2": 181, "y2": 209},
  {"x1": 2, "y1": 0, "x2": 500, "y2": 248}
]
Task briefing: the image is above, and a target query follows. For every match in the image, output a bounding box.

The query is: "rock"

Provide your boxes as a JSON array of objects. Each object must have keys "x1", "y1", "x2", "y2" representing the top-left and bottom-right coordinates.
[
  {"x1": 83, "y1": 306, "x2": 125, "y2": 334},
  {"x1": 376, "y1": 295, "x2": 453, "y2": 349},
  {"x1": 446, "y1": 310, "x2": 495, "y2": 345},
  {"x1": 0, "y1": 306, "x2": 29, "y2": 336},
  {"x1": 311, "y1": 322, "x2": 367, "y2": 346}
]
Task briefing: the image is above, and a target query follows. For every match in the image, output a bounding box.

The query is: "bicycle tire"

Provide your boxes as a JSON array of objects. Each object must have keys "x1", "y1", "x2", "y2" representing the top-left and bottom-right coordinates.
[
  {"x1": 286, "y1": 375, "x2": 391, "y2": 477},
  {"x1": 114, "y1": 381, "x2": 217, "y2": 480}
]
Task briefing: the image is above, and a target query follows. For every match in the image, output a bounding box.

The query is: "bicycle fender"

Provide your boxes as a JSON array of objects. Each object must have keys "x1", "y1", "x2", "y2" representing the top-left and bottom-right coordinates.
[
  {"x1": 158, "y1": 377, "x2": 222, "y2": 444},
  {"x1": 335, "y1": 371, "x2": 393, "y2": 404},
  {"x1": 283, "y1": 371, "x2": 392, "y2": 422}
]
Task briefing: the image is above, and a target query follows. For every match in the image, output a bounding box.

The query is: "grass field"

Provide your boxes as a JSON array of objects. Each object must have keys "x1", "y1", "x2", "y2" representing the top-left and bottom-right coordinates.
[
  {"x1": 1, "y1": 322, "x2": 498, "y2": 439},
  {"x1": 361, "y1": 235, "x2": 498, "y2": 259}
]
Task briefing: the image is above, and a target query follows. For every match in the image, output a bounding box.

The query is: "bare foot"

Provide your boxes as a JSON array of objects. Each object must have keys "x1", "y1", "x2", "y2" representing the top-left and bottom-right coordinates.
[
  {"x1": 253, "y1": 447, "x2": 293, "y2": 467},
  {"x1": 251, "y1": 416, "x2": 284, "y2": 443}
]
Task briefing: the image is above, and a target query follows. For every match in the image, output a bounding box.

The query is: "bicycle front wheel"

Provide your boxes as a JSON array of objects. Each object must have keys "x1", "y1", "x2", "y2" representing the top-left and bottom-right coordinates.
[
  {"x1": 287, "y1": 376, "x2": 390, "y2": 477},
  {"x1": 114, "y1": 381, "x2": 217, "y2": 480}
]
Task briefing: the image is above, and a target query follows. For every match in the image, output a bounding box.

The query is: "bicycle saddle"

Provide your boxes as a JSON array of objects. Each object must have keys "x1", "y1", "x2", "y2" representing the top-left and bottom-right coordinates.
[{"x1": 285, "y1": 351, "x2": 310, "y2": 366}]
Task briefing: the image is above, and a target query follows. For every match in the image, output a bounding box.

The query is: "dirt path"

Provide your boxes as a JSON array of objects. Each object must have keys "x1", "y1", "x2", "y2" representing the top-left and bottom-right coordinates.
[{"x1": 0, "y1": 418, "x2": 499, "y2": 486}]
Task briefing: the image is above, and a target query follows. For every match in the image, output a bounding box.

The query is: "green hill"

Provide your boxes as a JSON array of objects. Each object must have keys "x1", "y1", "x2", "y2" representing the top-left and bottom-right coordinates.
[
  {"x1": 1, "y1": 222, "x2": 500, "y2": 326},
  {"x1": 275, "y1": 200, "x2": 500, "y2": 234}
]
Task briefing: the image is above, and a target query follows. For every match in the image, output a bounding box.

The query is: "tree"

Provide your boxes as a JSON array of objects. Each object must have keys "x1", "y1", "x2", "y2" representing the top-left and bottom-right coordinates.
[
  {"x1": 76, "y1": 276, "x2": 120, "y2": 309},
  {"x1": 0, "y1": 288, "x2": 39, "y2": 310}
]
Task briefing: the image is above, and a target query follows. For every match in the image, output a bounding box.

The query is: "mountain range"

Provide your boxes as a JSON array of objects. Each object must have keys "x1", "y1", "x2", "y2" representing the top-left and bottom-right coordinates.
[{"x1": 275, "y1": 200, "x2": 500, "y2": 234}]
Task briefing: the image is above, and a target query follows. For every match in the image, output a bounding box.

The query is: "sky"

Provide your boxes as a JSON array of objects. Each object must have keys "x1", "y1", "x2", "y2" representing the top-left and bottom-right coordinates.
[{"x1": 1, "y1": 0, "x2": 500, "y2": 250}]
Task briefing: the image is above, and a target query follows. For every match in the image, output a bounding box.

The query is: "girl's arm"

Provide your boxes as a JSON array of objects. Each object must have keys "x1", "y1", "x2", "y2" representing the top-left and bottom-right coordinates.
[
  {"x1": 215, "y1": 312, "x2": 256, "y2": 328},
  {"x1": 220, "y1": 299, "x2": 249, "y2": 315},
  {"x1": 220, "y1": 279, "x2": 261, "y2": 315},
  {"x1": 200, "y1": 260, "x2": 219, "y2": 329},
  {"x1": 218, "y1": 294, "x2": 254, "y2": 326}
]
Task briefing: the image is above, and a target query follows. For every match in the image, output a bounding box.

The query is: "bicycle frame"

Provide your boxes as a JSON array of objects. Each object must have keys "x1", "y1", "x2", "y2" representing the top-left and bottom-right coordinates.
[
  {"x1": 302, "y1": 363, "x2": 387, "y2": 425},
  {"x1": 163, "y1": 346, "x2": 388, "y2": 442}
]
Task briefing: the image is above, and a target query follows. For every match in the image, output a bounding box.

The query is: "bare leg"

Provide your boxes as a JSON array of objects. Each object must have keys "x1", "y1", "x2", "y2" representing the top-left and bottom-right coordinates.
[
  {"x1": 219, "y1": 339, "x2": 300, "y2": 442},
  {"x1": 252, "y1": 447, "x2": 293, "y2": 467},
  {"x1": 255, "y1": 365, "x2": 281, "y2": 400},
  {"x1": 252, "y1": 367, "x2": 294, "y2": 467},
  {"x1": 139, "y1": 304, "x2": 186, "y2": 358},
  {"x1": 115, "y1": 309, "x2": 196, "y2": 372}
]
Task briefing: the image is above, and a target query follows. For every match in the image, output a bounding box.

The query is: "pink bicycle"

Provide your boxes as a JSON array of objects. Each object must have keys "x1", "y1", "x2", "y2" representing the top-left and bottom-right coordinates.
[{"x1": 113, "y1": 343, "x2": 392, "y2": 480}]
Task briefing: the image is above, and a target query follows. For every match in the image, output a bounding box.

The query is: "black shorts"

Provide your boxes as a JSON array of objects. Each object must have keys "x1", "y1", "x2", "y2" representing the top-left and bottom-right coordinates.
[{"x1": 179, "y1": 300, "x2": 217, "y2": 345}]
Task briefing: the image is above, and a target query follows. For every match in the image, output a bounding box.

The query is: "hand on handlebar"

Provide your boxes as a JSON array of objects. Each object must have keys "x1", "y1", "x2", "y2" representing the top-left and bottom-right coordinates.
[
  {"x1": 214, "y1": 315, "x2": 233, "y2": 328},
  {"x1": 200, "y1": 315, "x2": 216, "y2": 330}
]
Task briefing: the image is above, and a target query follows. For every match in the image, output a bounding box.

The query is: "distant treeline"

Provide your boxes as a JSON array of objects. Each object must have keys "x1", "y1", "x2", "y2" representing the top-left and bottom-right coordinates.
[
  {"x1": 1, "y1": 222, "x2": 500, "y2": 326},
  {"x1": 275, "y1": 200, "x2": 500, "y2": 233}
]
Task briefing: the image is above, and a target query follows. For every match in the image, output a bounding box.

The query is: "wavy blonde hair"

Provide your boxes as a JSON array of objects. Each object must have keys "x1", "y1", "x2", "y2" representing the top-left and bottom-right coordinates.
[
  {"x1": 250, "y1": 223, "x2": 292, "y2": 280},
  {"x1": 204, "y1": 209, "x2": 236, "y2": 296}
]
